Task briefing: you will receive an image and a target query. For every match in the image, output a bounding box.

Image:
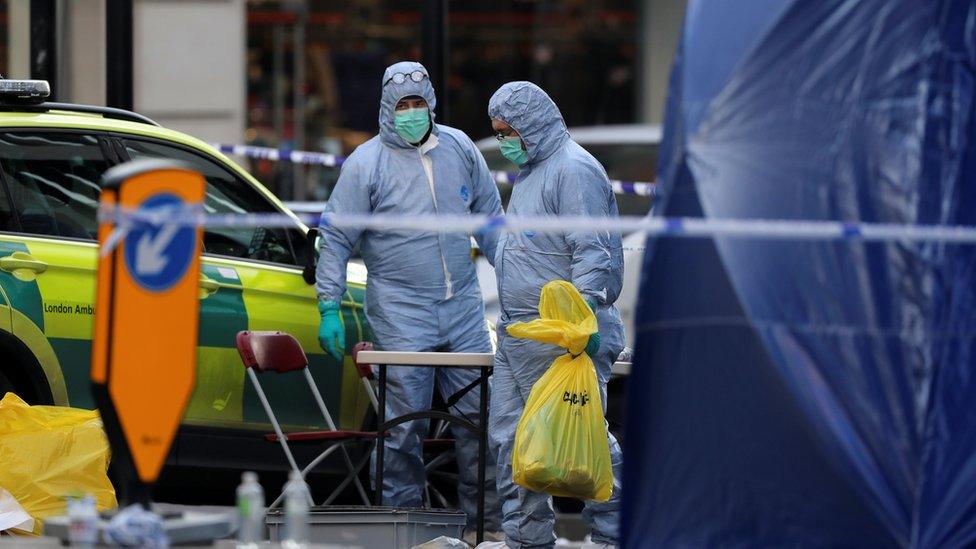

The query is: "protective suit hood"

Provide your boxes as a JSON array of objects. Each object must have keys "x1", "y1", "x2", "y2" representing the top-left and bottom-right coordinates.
[
  {"x1": 379, "y1": 61, "x2": 438, "y2": 149},
  {"x1": 488, "y1": 81, "x2": 569, "y2": 165}
]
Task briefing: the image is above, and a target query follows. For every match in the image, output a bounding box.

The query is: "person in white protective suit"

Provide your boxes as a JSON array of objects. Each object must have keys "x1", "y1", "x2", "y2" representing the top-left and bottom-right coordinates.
[
  {"x1": 315, "y1": 61, "x2": 503, "y2": 540},
  {"x1": 480, "y1": 81, "x2": 625, "y2": 549}
]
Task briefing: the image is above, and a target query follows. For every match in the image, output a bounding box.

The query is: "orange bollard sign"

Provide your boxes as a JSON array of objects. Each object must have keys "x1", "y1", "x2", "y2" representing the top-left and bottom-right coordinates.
[{"x1": 91, "y1": 159, "x2": 204, "y2": 504}]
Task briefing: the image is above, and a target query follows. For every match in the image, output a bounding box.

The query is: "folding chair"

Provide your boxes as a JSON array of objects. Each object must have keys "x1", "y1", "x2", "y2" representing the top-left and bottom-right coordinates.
[{"x1": 235, "y1": 330, "x2": 377, "y2": 508}]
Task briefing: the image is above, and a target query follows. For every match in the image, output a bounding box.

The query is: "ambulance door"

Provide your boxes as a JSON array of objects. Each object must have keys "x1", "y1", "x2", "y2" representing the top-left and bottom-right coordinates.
[
  {"x1": 118, "y1": 137, "x2": 360, "y2": 430},
  {"x1": 0, "y1": 130, "x2": 116, "y2": 407}
]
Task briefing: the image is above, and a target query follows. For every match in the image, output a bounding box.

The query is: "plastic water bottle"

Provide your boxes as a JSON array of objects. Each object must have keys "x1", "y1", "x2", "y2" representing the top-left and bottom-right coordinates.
[
  {"x1": 236, "y1": 471, "x2": 265, "y2": 547},
  {"x1": 67, "y1": 494, "x2": 98, "y2": 548},
  {"x1": 282, "y1": 471, "x2": 311, "y2": 548}
]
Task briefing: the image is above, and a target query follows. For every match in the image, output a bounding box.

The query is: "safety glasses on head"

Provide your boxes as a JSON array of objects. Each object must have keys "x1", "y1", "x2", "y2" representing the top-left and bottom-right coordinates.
[{"x1": 385, "y1": 70, "x2": 427, "y2": 86}]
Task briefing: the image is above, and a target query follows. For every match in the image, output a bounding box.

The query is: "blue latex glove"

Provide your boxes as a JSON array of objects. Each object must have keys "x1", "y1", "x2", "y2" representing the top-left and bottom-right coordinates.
[
  {"x1": 584, "y1": 333, "x2": 601, "y2": 358},
  {"x1": 584, "y1": 299, "x2": 601, "y2": 358},
  {"x1": 318, "y1": 301, "x2": 345, "y2": 361}
]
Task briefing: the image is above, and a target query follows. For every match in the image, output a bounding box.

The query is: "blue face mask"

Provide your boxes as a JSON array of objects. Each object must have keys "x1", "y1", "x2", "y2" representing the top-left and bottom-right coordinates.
[
  {"x1": 394, "y1": 108, "x2": 431, "y2": 144},
  {"x1": 499, "y1": 136, "x2": 527, "y2": 166}
]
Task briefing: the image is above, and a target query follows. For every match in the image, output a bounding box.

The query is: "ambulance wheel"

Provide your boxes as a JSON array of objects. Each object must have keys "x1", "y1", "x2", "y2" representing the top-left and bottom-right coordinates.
[{"x1": 0, "y1": 332, "x2": 53, "y2": 405}]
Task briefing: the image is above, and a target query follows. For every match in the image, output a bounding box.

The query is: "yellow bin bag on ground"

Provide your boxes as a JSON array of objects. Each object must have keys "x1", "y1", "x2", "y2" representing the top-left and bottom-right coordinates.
[
  {"x1": 0, "y1": 392, "x2": 116, "y2": 535},
  {"x1": 506, "y1": 280, "x2": 613, "y2": 501}
]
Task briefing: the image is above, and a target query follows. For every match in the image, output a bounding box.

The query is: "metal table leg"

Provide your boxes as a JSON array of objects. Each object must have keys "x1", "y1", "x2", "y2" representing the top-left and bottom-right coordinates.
[
  {"x1": 477, "y1": 365, "x2": 489, "y2": 543},
  {"x1": 376, "y1": 364, "x2": 386, "y2": 506}
]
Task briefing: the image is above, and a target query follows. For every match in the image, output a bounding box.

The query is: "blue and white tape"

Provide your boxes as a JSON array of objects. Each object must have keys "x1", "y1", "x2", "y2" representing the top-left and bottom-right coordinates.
[
  {"x1": 97, "y1": 205, "x2": 976, "y2": 245},
  {"x1": 215, "y1": 144, "x2": 343, "y2": 167},
  {"x1": 284, "y1": 201, "x2": 330, "y2": 215},
  {"x1": 213, "y1": 143, "x2": 657, "y2": 197}
]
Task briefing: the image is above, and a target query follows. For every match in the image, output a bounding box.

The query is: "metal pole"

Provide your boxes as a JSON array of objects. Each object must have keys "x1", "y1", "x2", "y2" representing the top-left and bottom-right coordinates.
[
  {"x1": 421, "y1": 0, "x2": 448, "y2": 123},
  {"x1": 272, "y1": 23, "x2": 286, "y2": 198},
  {"x1": 29, "y1": 0, "x2": 57, "y2": 98},
  {"x1": 477, "y1": 366, "x2": 489, "y2": 543},
  {"x1": 105, "y1": 0, "x2": 133, "y2": 110},
  {"x1": 375, "y1": 364, "x2": 386, "y2": 506},
  {"x1": 292, "y1": 5, "x2": 307, "y2": 201}
]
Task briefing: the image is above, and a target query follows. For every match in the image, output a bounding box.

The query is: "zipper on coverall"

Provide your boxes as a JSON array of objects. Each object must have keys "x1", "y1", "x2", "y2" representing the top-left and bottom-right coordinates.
[{"x1": 418, "y1": 146, "x2": 453, "y2": 299}]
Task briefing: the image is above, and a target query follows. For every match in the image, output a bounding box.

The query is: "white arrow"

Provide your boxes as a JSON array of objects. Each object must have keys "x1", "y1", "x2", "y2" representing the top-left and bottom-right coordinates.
[{"x1": 135, "y1": 223, "x2": 179, "y2": 275}]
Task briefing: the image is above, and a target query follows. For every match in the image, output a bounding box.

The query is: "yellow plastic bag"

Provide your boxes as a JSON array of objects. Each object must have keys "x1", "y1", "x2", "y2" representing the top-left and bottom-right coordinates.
[
  {"x1": 506, "y1": 280, "x2": 613, "y2": 501},
  {"x1": 0, "y1": 392, "x2": 116, "y2": 535}
]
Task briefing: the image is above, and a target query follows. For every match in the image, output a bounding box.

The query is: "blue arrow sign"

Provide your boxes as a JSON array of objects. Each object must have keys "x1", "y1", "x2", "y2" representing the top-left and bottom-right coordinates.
[{"x1": 123, "y1": 193, "x2": 197, "y2": 292}]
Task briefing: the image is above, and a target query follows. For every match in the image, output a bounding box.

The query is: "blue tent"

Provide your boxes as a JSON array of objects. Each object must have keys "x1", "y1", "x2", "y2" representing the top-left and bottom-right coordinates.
[{"x1": 622, "y1": 1, "x2": 976, "y2": 547}]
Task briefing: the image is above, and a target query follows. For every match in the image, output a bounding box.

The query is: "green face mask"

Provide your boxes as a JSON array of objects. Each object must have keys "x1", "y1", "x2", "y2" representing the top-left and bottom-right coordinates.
[
  {"x1": 499, "y1": 136, "x2": 528, "y2": 166},
  {"x1": 394, "y1": 108, "x2": 431, "y2": 144}
]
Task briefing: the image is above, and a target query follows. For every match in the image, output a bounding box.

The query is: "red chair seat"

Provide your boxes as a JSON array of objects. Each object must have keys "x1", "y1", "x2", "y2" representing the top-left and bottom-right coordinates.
[{"x1": 265, "y1": 430, "x2": 379, "y2": 443}]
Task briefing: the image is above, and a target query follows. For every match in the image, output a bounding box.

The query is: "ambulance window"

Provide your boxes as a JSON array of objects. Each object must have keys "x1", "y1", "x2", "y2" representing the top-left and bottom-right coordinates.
[
  {"x1": 0, "y1": 178, "x2": 14, "y2": 232},
  {"x1": 0, "y1": 132, "x2": 108, "y2": 240},
  {"x1": 121, "y1": 138, "x2": 304, "y2": 266}
]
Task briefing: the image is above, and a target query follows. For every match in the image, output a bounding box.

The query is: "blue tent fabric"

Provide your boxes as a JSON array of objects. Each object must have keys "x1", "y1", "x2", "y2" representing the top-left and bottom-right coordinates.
[{"x1": 623, "y1": 1, "x2": 976, "y2": 547}]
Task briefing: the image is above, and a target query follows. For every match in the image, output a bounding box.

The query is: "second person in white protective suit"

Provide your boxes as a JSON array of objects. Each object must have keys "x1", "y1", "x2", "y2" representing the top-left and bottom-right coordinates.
[
  {"x1": 315, "y1": 61, "x2": 503, "y2": 538},
  {"x1": 481, "y1": 81, "x2": 625, "y2": 549}
]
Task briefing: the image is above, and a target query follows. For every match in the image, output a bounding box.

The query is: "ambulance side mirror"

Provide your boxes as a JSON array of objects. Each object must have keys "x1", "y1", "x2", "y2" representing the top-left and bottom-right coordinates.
[{"x1": 302, "y1": 228, "x2": 319, "y2": 285}]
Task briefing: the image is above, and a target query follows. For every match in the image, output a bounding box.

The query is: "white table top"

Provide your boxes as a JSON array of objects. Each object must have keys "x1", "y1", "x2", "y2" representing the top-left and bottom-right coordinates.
[{"x1": 355, "y1": 350, "x2": 631, "y2": 375}]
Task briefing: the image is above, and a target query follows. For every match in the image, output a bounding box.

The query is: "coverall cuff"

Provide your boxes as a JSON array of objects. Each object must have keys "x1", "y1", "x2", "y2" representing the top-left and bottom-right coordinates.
[{"x1": 318, "y1": 300, "x2": 341, "y2": 314}]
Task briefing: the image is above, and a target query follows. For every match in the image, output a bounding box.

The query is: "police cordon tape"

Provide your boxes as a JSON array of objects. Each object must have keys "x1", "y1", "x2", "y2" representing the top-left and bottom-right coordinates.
[
  {"x1": 96, "y1": 205, "x2": 976, "y2": 257},
  {"x1": 215, "y1": 144, "x2": 343, "y2": 168},
  {"x1": 213, "y1": 143, "x2": 658, "y2": 197}
]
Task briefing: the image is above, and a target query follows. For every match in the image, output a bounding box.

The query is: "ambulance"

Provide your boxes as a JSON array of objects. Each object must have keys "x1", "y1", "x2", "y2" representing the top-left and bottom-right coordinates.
[{"x1": 0, "y1": 80, "x2": 373, "y2": 471}]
